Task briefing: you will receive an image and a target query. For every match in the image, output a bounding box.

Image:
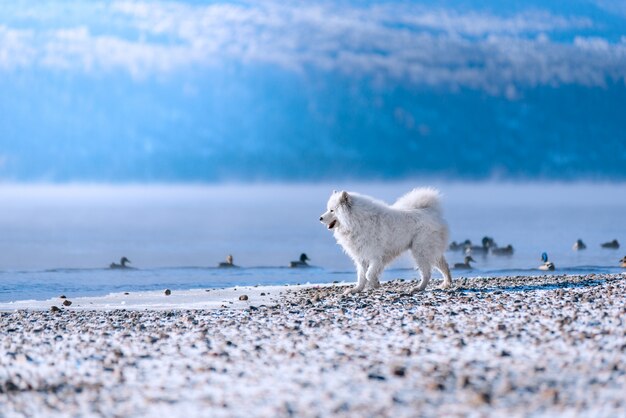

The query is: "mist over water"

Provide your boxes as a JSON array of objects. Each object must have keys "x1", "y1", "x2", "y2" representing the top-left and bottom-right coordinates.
[{"x1": 0, "y1": 182, "x2": 623, "y2": 302}]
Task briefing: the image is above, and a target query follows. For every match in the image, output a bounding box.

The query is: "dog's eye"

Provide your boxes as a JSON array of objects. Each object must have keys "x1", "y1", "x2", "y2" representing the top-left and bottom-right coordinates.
[{"x1": 330, "y1": 209, "x2": 334, "y2": 213}]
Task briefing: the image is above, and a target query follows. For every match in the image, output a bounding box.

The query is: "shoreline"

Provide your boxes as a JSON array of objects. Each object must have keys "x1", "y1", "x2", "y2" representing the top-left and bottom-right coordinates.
[
  {"x1": 1, "y1": 272, "x2": 623, "y2": 311},
  {"x1": 1, "y1": 273, "x2": 625, "y2": 416},
  {"x1": 0, "y1": 285, "x2": 285, "y2": 312}
]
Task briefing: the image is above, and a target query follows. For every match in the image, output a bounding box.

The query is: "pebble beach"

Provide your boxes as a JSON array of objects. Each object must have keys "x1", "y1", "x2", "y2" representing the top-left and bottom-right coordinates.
[{"x1": 1, "y1": 273, "x2": 625, "y2": 417}]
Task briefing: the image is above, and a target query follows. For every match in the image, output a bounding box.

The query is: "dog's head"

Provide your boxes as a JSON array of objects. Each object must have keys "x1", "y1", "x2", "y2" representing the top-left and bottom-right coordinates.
[{"x1": 319, "y1": 190, "x2": 351, "y2": 231}]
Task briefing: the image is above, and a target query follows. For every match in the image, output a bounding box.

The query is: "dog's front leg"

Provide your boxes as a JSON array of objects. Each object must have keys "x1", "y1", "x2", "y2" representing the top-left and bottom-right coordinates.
[
  {"x1": 365, "y1": 260, "x2": 383, "y2": 289},
  {"x1": 344, "y1": 263, "x2": 367, "y2": 295},
  {"x1": 366, "y1": 261, "x2": 382, "y2": 289}
]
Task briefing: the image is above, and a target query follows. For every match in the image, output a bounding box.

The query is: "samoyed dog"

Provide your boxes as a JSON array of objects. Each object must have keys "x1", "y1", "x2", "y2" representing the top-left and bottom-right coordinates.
[{"x1": 319, "y1": 188, "x2": 452, "y2": 294}]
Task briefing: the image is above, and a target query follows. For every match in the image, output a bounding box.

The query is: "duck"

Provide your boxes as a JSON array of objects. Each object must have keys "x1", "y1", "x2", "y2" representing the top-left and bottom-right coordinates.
[
  {"x1": 620, "y1": 256, "x2": 626, "y2": 268},
  {"x1": 218, "y1": 254, "x2": 238, "y2": 268},
  {"x1": 453, "y1": 256, "x2": 475, "y2": 270},
  {"x1": 289, "y1": 253, "x2": 310, "y2": 268},
  {"x1": 572, "y1": 239, "x2": 586, "y2": 250},
  {"x1": 110, "y1": 257, "x2": 132, "y2": 269},
  {"x1": 465, "y1": 236, "x2": 495, "y2": 255},
  {"x1": 538, "y1": 252, "x2": 555, "y2": 271},
  {"x1": 449, "y1": 239, "x2": 471, "y2": 251},
  {"x1": 601, "y1": 239, "x2": 620, "y2": 249},
  {"x1": 491, "y1": 244, "x2": 514, "y2": 256}
]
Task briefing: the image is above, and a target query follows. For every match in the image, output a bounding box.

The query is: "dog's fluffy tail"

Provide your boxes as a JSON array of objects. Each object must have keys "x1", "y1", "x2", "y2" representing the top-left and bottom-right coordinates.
[{"x1": 393, "y1": 187, "x2": 442, "y2": 212}]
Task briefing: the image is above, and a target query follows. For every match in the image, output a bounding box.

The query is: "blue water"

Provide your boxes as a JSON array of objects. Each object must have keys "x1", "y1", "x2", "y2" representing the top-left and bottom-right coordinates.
[{"x1": 0, "y1": 183, "x2": 624, "y2": 302}]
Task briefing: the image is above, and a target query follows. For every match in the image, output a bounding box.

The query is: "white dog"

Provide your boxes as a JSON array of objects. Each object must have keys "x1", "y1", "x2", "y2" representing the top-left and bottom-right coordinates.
[{"x1": 319, "y1": 188, "x2": 452, "y2": 294}]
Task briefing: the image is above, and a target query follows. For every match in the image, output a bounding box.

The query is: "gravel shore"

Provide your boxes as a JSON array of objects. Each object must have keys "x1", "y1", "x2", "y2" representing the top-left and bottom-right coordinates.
[{"x1": 1, "y1": 273, "x2": 625, "y2": 417}]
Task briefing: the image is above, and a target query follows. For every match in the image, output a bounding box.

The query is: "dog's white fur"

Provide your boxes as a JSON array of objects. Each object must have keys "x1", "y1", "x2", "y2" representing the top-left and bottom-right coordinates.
[{"x1": 319, "y1": 188, "x2": 452, "y2": 294}]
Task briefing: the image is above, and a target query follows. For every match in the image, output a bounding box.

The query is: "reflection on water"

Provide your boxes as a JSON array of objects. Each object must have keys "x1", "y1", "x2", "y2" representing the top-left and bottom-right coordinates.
[{"x1": 0, "y1": 182, "x2": 624, "y2": 302}]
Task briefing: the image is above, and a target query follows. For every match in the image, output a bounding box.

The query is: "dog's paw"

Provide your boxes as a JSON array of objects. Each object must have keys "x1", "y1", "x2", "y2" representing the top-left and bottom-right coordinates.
[
  {"x1": 410, "y1": 286, "x2": 425, "y2": 294},
  {"x1": 439, "y1": 282, "x2": 452, "y2": 290},
  {"x1": 343, "y1": 287, "x2": 361, "y2": 295}
]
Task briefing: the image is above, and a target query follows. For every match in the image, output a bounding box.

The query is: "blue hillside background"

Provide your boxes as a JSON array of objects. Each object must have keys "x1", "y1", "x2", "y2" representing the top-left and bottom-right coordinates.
[{"x1": 1, "y1": 0, "x2": 625, "y2": 182}]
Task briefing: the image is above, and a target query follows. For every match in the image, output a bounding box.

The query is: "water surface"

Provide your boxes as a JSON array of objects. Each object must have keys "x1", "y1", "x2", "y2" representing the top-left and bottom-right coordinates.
[{"x1": 0, "y1": 182, "x2": 624, "y2": 302}]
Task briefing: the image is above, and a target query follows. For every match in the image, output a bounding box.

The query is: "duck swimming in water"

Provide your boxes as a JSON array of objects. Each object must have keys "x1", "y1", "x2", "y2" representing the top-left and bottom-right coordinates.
[
  {"x1": 573, "y1": 239, "x2": 586, "y2": 250},
  {"x1": 290, "y1": 253, "x2": 310, "y2": 268},
  {"x1": 453, "y1": 256, "x2": 475, "y2": 270},
  {"x1": 491, "y1": 244, "x2": 514, "y2": 256},
  {"x1": 110, "y1": 257, "x2": 132, "y2": 269},
  {"x1": 620, "y1": 256, "x2": 626, "y2": 268},
  {"x1": 538, "y1": 252, "x2": 555, "y2": 271},
  {"x1": 465, "y1": 236, "x2": 495, "y2": 255},
  {"x1": 218, "y1": 254, "x2": 238, "y2": 268},
  {"x1": 601, "y1": 239, "x2": 620, "y2": 249},
  {"x1": 449, "y1": 239, "x2": 471, "y2": 251}
]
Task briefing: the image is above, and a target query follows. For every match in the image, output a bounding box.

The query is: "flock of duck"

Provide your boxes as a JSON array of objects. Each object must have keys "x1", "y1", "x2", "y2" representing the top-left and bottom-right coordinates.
[
  {"x1": 449, "y1": 236, "x2": 516, "y2": 270},
  {"x1": 108, "y1": 253, "x2": 313, "y2": 270},
  {"x1": 217, "y1": 253, "x2": 312, "y2": 268},
  {"x1": 448, "y1": 237, "x2": 624, "y2": 271},
  {"x1": 110, "y1": 240, "x2": 626, "y2": 272}
]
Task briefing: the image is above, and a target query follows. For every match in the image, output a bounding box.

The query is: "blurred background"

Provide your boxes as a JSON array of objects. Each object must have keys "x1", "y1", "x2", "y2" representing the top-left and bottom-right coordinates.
[
  {"x1": 0, "y1": 1, "x2": 624, "y2": 300},
  {"x1": 1, "y1": 0, "x2": 625, "y2": 182}
]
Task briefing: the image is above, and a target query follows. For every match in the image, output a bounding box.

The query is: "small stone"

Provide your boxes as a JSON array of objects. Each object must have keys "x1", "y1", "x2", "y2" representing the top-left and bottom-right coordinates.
[
  {"x1": 124, "y1": 292, "x2": 130, "y2": 295},
  {"x1": 391, "y1": 365, "x2": 406, "y2": 377},
  {"x1": 471, "y1": 391, "x2": 492, "y2": 405},
  {"x1": 4, "y1": 380, "x2": 19, "y2": 392},
  {"x1": 497, "y1": 324, "x2": 506, "y2": 331},
  {"x1": 50, "y1": 306, "x2": 61, "y2": 313},
  {"x1": 260, "y1": 292, "x2": 266, "y2": 296},
  {"x1": 59, "y1": 295, "x2": 66, "y2": 299},
  {"x1": 164, "y1": 289, "x2": 171, "y2": 296},
  {"x1": 239, "y1": 295, "x2": 249, "y2": 301},
  {"x1": 62, "y1": 300, "x2": 72, "y2": 307},
  {"x1": 426, "y1": 381, "x2": 445, "y2": 391},
  {"x1": 541, "y1": 388, "x2": 560, "y2": 404}
]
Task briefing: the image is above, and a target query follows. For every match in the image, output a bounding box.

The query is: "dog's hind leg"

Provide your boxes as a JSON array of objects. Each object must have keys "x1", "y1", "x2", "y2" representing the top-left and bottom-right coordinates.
[
  {"x1": 367, "y1": 276, "x2": 382, "y2": 289},
  {"x1": 411, "y1": 250, "x2": 432, "y2": 292},
  {"x1": 436, "y1": 255, "x2": 453, "y2": 289},
  {"x1": 414, "y1": 263, "x2": 432, "y2": 292}
]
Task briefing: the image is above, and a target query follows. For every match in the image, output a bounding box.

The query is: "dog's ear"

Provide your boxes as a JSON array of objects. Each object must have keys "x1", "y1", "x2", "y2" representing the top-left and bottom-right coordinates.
[{"x1": 340, "y1": 191, "x2": 351, "y2": 206}]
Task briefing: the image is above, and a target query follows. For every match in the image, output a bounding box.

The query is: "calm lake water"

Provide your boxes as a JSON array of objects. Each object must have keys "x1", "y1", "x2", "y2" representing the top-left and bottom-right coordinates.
[{"x1": 0, "y1": 182, "x2": 624, "y2": 302}]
